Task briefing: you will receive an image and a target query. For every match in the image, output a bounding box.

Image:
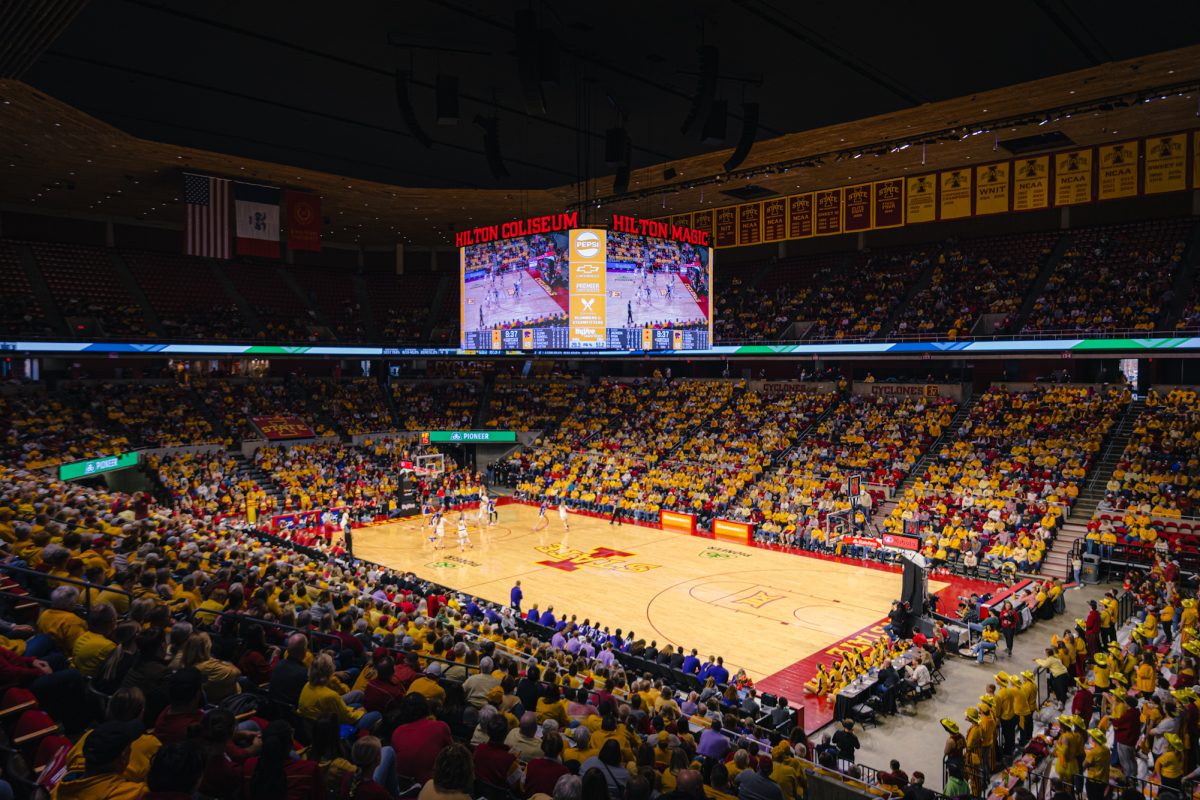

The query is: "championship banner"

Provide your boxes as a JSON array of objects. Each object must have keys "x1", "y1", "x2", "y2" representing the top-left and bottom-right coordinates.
[
  {"x1": 250, "y1": 415, "x2": 315, "y2": 440},
  {"x1": 938, "y1": 169, "x2": 972, "y2": 220},
  {"x1": 714, "y1": 207, "x2": 737, "y2": 248},
  {"x1": 692, "y1": 209, "x2": 714, "y2": 240},
  {"x1": 787, "y1": 193, "x2": 814, "y2": 238},
  {"x1": 671, "y1": 214, "x2": 692, "y2": 231},
  {"x1": 873, "y1": 179, "x2": 904, "y2": 228},
  {"x1": 905, "y1": 174, "x2": 937, "y2": 223},
  {"x1": 568, "y1": 228, "x2": 607, "y2": 348},
  {"x1": 1144, "y1": 134, "x2": 1187, "y2": 194},
  {"x1": 974, "y1": 162, "x2": 1010, "y2": 215},
  {"x1": 712, "y1": 518, "x2": 751, "y2": 544},
  {"x1": 814, "y1": 188, "x2": 843, "y2": 236},
  {"x1": 1054, "y1": 149, "x2": 1093, "y2": 205},
  {"x1": 660, "y1": 509, "x2": 697, "y2": 535},
  {"x1": 843, "y1": 184, "x2": 872, "y2": 232},
  {"x1": 283, "y1": 190, "x2": 321, "y2": 252},
  {"x1": 762, "y1": 198, "x2": 787, "y2": 242},
  {"x1": 737, "y1": 202, "x2": 762, "y2": 246},
  {"x1": 234, "y1": 182, "x2": 282, "y2": 258},
  {"x1": 1097, "y1": 141, "x2": 1138, "y2": 200},
  {"x1": 1012, "y1": 156, "x2": 1050, "y2": 211}
]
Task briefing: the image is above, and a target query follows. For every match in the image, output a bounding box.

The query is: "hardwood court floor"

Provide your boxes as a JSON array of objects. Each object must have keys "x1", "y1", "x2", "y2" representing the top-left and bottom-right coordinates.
[{"x1": 354, "y1": 504, "x2": 948, "y2": 683}]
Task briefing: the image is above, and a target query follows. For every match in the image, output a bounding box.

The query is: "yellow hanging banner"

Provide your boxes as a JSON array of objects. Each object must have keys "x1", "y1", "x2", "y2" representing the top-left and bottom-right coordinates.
[
  {"x1": 1143, "y1": 134, "x2": 1187, "y2": 194},
  {"x1": 974, "y1": 162, "x2": 1010, "y2": 215},
  {"x1": 1096, "y1": 141, "x2": 1138, "y2": 200},
  {"x1": 1012, "y1": 156, "x2": 1050, "y2": 211},
  {"x1": 939, "y1": 169, "x2": 972, "y2": 220},
  {"x1": 1054, "y1": 149, "x2": 1093, "y2": 206},
  {"x1": 905, "y1": 174, "x2": 936, "y2": 223}
]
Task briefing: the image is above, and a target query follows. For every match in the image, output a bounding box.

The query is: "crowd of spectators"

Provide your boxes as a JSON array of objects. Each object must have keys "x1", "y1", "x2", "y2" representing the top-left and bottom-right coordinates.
[
  {"x1": 308, "y1": 378, "x2": 394, "y2": 436},
  {"x1": 193, "y1": 378, "x2": 338, "y2": 441},
  {"x1": 885, "y1": 385, "x2": 1128, "y2": 576},
  {"x1": 732, "y1": 394, "x2": 954, "y2": 548},
  {"x1": 391, "y1": 381, "x2": 481, "y2": 431},
  {"x1": 894, "y1": 234, "x2": 1055, "y2": 339},
  {"x1": 485, "y1": 379, "x2": 583, "y2": 432},
  {"x1": 0, "y1": 454, "x2": 835, "y2": 800},
  {"x1": 1023, "y1": 220, "x2": 1190, "y2": 334},
  {"x1": 1103, "y1": 387, "x2": 1199, "y2": 519}
]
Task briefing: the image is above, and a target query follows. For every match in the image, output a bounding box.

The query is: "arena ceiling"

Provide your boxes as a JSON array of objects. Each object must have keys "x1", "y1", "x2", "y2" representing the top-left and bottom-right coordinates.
[{"x1": 2, "y1": 1, "x2": 1200, "y2": 245}]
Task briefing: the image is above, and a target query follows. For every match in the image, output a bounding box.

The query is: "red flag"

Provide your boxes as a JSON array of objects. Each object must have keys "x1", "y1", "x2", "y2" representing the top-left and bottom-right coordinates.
[{"x1": 284, "y1": 190, "x2": 321, "y2": 252}]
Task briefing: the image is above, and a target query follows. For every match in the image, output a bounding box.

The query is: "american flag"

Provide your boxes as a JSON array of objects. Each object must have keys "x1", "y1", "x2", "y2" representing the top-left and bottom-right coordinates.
[{"x1": 184, "y1": 173, "x2": 231, "y2": 258}]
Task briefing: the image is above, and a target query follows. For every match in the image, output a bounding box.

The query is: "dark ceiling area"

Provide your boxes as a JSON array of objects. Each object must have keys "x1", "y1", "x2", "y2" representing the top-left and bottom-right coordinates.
[{"x1": 23, "y1": 0, "x2": 1200, "y2": 194}]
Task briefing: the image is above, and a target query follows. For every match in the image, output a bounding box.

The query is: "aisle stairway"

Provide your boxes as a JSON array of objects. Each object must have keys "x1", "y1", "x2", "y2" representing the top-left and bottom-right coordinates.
[
  {"x1": 1042, "y1": 396, "x2": 1144, "y2": 578},
  {"x1": 230, "y1": 452, "x2": 288, "y2": 508}
]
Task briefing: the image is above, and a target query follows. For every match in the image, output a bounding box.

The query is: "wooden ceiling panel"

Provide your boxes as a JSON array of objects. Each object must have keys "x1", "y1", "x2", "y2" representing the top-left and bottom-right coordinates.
[{"x1": 1, "y1": 44, "x2": 1198, "y2": 246}]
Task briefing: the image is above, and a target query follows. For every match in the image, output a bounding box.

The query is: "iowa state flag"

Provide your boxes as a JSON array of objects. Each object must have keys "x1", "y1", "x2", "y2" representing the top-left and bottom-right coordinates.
[{"x1": 234, "y1": 182, "x2": 281, "y2": 258}]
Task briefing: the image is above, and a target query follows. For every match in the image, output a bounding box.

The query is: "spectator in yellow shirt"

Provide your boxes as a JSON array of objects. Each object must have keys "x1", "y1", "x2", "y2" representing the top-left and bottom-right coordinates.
[{"x1": 72, "y1": 603, "x2": 118, "y2": 678}]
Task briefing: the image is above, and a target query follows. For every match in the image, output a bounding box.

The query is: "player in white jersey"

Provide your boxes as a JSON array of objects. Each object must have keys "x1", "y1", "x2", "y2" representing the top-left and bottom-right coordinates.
[
  {"x1": 433, "y1": 512, "x2": 446, "y2": 549},
  {"x1": 558, "y1": 501, "x2": 570, "y2": 531},
  {"x1": 457, "y1": 513, "x2": 471, "y2": 550},
  {"x1": 476, "y1": 495, "x2": 488, "y2": 528}
]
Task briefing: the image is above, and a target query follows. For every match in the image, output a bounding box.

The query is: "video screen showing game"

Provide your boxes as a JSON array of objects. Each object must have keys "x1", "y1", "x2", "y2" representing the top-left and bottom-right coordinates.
[
  {"x1": 604, "y1": 231, "x2": 712, "y2": 350},
  {"x1": 461, "y1": 232, "x2": 569, "y2": 350}
]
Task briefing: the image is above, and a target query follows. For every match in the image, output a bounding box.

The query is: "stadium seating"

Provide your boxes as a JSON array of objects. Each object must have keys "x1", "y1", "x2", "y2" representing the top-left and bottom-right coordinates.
[
  {"x1": 892, "y1": 232, "x2": 1057, "y2": 338},
  {"x1": 885, "y1": 385, "x2": 1128, "y2": 574},
  {"x1": 121, "y1": 250, "x2": 255, "y2": 340},
  {"x1": 30, "y1": 242, "x2": 149, "y2": 337},
  {"x1": 1022, "y1": 218, "x2": 1192, "y2": 333},
  {"x1": 391, "y1": 381, "x2": 481, "y2": 431},
  {"x1": 485, "y1": 378, "x2": 583, "y2": 432},
  {"x1": 0, "y1": 241, "x2": 53, "y2": 337},
  {"x1": 220, "y1": 261, "x2": 320, "y2": 341}
]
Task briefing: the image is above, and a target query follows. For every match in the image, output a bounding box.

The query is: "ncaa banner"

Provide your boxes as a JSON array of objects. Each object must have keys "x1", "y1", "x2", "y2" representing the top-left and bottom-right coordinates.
[
  {"x1": 1054, "y1": 148, "x2": 1093, "y2": 206},
  {"x1": 1012, "y1": 157, "x2": 1050, "y2": 211},
  {"x1": 1097, "y1": 141, "x2": 1138, "y2": 200},
  {"x1": 234, "y1": 182, "x2": 281, "y2": 258},
  {"x1": 284, "y1": 190, "x2": 321, "y2": 251}
]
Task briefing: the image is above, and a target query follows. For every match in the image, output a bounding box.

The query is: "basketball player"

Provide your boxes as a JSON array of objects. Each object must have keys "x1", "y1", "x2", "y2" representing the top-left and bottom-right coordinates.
[
  {"x1": 533, "y1": 499, "x2": 549, "y2": 532},
  {"x1": 487, "y1": 495, "x2": 498, "y2": 526},
  {"x1": 457, "y1": 513, "x2": 471, "y2": 551},
  {"x1": 665, "y1": 279, "x2": 673, "y2": 301},
  {"x1": 558, "y1": 501, "x2": 570, "y2": 531},
  {"x1": 479, "y1": 306, "x2": 485, "y2": 331},
  {"x1": 476, "y1": 492, "x2": 488, "y2": 528},
  {"x1": 421, "y1": 500, "x2": 433, "y2": 530},
  {"x1": 627, "y1": 301, "x2": 634, "y2": 327},
  {"x1": 434, "y1": 511, "x2": 447, "y2": 550}
]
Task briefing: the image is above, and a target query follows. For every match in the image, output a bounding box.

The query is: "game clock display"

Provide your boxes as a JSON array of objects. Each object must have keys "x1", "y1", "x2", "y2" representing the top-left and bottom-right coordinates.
[{"x1": 460, "y1": 222, "x2": 712, "y2": 352}]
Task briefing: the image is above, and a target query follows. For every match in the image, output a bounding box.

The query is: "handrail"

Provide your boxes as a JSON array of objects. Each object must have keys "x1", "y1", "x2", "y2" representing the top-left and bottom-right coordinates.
[{"x1": 0, "y1": 562, "x2": 135, "y2": 615}]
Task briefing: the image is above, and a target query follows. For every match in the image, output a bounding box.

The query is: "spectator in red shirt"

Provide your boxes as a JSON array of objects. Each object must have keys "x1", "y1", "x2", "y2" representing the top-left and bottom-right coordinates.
[
  {"x1": 237, "y1": 623, "x2": 277, "y2": 687},
  {"x1": 473, "y1": 714, "x2": 522, "y2": 791},
  {"x1": 244, "y1": 719, "x2": 323, "y2": 800},
  {"x1": 391, "y1": 693, "x2": 453, "y2": 784},
  {"x1": 364, "y1": 657, "x2": 407, "y2": 714},
  {"x1": 154, "y1": 668, "x2": 206, "y2": 745},
  {"x1": 524, "y1": 731, "x2": 569, "y2": 798}
]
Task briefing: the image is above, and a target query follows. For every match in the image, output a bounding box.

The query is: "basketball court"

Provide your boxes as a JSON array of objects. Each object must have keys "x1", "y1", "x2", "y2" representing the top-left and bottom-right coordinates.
[
  {"x1": 605, "y1": 272, "x2": 708, "y2": 329},
  {"x1": 353, "y1": 502, "x2": 971, "y2": 727}
]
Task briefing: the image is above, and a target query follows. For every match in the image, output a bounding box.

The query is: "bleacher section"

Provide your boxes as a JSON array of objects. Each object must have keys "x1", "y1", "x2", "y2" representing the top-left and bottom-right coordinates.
[
  {"x1": 0, "y1": 241, "x2": 51, "y2": 336},
  {"x1": 1022, "y1": 218, "x2": 1193, "y2": 333},
  {"x1": 121, "y1": 250, "x2": 253, "y2": 340},
  {"x1": 30, "y1": 242, "x2": 149, "y2": 337}
]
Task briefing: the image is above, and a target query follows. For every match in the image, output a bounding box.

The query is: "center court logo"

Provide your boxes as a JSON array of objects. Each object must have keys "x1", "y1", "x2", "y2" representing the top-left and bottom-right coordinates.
[
  {"x1": 534, "y1": 544, "x2": 660, "y2": 573},
  {"x1": 573, "y1": 231, "x2": 601, "y2": 258}
]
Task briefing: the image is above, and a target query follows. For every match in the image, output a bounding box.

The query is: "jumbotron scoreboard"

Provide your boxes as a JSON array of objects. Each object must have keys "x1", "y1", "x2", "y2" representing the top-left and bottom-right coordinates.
[{"x1": 458, "y1": 213, "x2": 712, "y2": 352}]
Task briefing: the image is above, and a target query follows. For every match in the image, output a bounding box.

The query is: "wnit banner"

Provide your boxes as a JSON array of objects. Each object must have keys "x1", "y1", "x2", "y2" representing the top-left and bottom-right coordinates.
[{"x1": 235, "y1": 182, "x2": 281, "y2": 258}]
